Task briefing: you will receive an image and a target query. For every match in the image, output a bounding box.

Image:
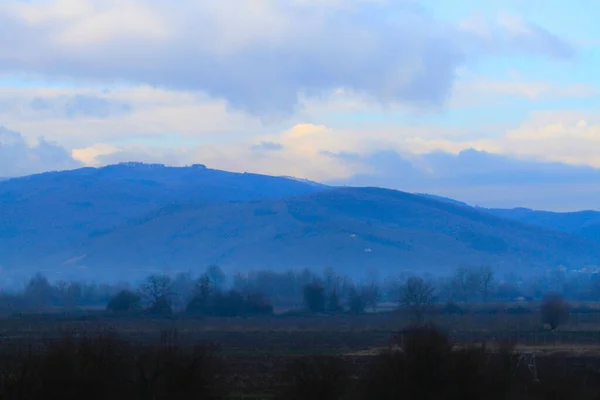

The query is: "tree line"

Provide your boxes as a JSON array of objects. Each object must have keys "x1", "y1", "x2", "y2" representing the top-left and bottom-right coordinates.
[{"x1": 0, "y1": 264, "x2": 590, "y2": 325}]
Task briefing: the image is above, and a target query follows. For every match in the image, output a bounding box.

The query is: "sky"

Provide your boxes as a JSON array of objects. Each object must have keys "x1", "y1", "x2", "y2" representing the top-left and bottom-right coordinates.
[{"x1": 0, "y1": 0, "x2": 599, "y2": 211}]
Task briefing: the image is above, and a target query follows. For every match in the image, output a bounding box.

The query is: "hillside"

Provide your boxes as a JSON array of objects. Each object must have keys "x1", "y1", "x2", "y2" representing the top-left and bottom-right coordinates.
[
  {"x1": 2, "y1": 164, "x2": 599, "y2": 279},
  {"x1": 486, "y1": 208, "x2": 600, "y2": 242},
  {"x1": 0, "y1": 163, "x2": 325, "y2": 271},
  {"x1": 416, "y1": 194, "x2": 600, "y2": 242},
  {"x1": 77, "y1": 187, "x2": 600, "y2": 277}
]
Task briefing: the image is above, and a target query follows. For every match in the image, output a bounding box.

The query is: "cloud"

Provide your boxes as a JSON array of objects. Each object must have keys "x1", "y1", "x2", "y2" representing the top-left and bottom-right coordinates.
[
  {"x1": 4, "y1": 120, "x2": 600, "y2": 210},
  {"x1": 458, "y1": 14, "x2": 576, "y2": 59},
  {"x1": 472, "y1": 110, "x2": 600, "y2": 167},
  {"x1": 0, "y1": 85, "x2": 263, "y2": 148},
  {"x1": 71, "y1": 143, "x2": 120, "y2": 165},
  {"x1": 329, "y1": 148, "x2": 600, "y2": 210},
  {"x1": 0, "y1": 126, "x2": 82, "y2": 176},
  {"x1": 450, "y1": 78, "x2": 597, "y2": 107},
  {"x1": 28, "y1": 94, "x2": 131, "y2": 119},
  {"x1": 251, "y1": 141, "x2": 284, "y2": 151},
  {"x1": 0, "y1": 1, "x2": 577, "y2": 115}
]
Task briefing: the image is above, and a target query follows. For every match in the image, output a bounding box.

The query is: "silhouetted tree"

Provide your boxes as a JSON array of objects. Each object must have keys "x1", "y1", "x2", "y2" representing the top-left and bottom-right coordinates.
[
  {"x1": 541, "y1": 293, "x2": 570, "y2": 330},
  {"x1": 186, "y1": 274, "x2": 214, "y2": 315},
  {"x1": 479, "y1": 266, "x2": 495, "y2": 303},
  {"x1": 212, "y1": 290, "x2": 245, "y2": 317},
  {"x1": 348, "y1": 286, "x2": 368, "y2": 315},
  {"x1": 24, "y1": 273, "x2": 53, "y2": 308},
  {"x1": 171, "y1": 271, "x2": 195, "y2": 309},
  {"x1": 106, "y1": 290, "x2": 141, "y2": 313},
  {"x1": 451, "y1": 267, "x2": 481, "y2": 302},
  {"x1": 206, "y1": 265, "x2": 226, "y2": 292},
  {"x1": 326, "y1": 290, "x2": 342, "y2": 314},
  {"x1": 139, "y1": 274, "x2": 173, "y2": 314},
  {"x1": 303, "y1": 283, "x2": 325, "y2": 314},
  {"x1": 363, "y1": 282, "x2": 380, "y2": 312},
  {"x1": 401, "y1": 277, "x2": 435, "y2": 324},
  {"x1": 245, "y1": 292, "x2": 274, "y2": 315}
]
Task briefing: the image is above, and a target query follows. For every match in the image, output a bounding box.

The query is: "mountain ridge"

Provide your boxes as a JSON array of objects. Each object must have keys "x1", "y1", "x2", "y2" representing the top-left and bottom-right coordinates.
[{"x1": 1, "y1": 163, "x2": 599, "y2": 279}]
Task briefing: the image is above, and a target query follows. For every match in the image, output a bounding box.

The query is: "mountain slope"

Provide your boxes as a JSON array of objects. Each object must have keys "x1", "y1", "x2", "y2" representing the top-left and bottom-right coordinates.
[
  {"x1": 0, "y1": 163, "x2": 326, "y2": 269},
  {"x1": 415, "y1": 194, "x2": 600, "y2": 242},
  {"x1": 486, "y1": 208, "x2": 600, "y2": 241},
  {"x1": 77, "y1": 187, "x2": 600, "y2": 277}
]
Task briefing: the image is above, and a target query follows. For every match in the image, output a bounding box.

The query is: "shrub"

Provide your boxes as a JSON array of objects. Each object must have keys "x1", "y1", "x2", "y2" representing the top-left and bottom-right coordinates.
[
  {"x1": 145, "y1": 296, "x2": 173, "y2": 316},
  {"x1": 106, "y1": 290, "x2": 141, "y2": 313},
  {"x1": 244, "y1": 293, "x2": 274, "y2": 315},
  {"x1": 0, "y1": 332, "x2": 134, "y2": 400},
  {"x1": 186, "y1": 292, "x2": 211, "y2": 315},
  {"x1": 136, "y1": 330, "x2": 224, "y2": 400},
  {"x1": 212, "y1": 291, "x2": 245, "y2": 317}
]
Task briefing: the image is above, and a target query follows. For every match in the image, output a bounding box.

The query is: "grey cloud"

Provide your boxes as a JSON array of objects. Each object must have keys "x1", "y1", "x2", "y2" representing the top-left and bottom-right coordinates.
[
  {"x1": 28, "y1": 95, "x2": 131, "y2": 119},
  {"x1": 421, "y1": 149, "x2": 600, "y2": 185},
  {"x1": 251, "y1": 141, "x2": 284, "y2": 151},
  {"x1": 329, "y1": 149, "x2": 600, "y2": 210},
  {"x1": 0, "y1": 126, "x2": 82, "y2": 177},
  {"x1": 0, "y1": 2, "x2": 576, "y2": 116}
]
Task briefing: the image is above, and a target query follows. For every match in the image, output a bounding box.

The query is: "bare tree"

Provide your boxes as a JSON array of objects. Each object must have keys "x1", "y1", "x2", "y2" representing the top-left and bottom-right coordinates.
[
  {"x1": 452, "y1": 266, "x2": 481, "y2": 302},
  {"x1": 541, "y1": 293, "x2": 570, "y2": 331},
  {"x1": 363, "y1": 282, "x2": 380, "y2": 312},
  {"x1": 206, "y1": 265, "x2": 226, "y2": 292},
  {"x1": 401, "y1": 277, "x2": 435, "y2": 324},
  {"x1": 24, "y1": 273, "x2": 53, "y2": 309},
  {"x1": 478, "y1": 266, "x2": 494, "y2": 303},
  {"x1": 139, "y1": 274, "x2": 174, "y2": 308}
]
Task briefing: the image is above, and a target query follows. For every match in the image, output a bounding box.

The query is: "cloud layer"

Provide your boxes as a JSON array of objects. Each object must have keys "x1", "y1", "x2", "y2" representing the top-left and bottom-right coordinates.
[
  {"x1": 0, "y1": 0, "x2": 577, "y2": 115},
  {"x1": 0, "y1": 126, "x2": 81, "y2": 176}
]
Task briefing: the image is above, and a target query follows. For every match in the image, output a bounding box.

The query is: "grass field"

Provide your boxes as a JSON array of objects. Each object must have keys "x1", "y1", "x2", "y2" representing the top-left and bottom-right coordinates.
[{"x1": 2, "y1": 310, "x2": 600, "y2": 398}]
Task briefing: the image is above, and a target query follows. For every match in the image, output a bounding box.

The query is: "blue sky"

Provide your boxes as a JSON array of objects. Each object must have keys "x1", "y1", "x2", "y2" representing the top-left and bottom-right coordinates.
[{"x1": 0, "y1": 0, "x2": 599, "y2": 210}]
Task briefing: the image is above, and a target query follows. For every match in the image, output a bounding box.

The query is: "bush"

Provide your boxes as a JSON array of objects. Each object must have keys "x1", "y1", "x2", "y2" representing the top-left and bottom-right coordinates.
[
  {"x1": 212, "y1": 291, "x2": 245, "y2": 317},
  {"x1": 106, "y1": 290, "x2": 141, "y2": 313},
  {"x1": 0, "y1": 332, "x2": 134, "y2": 400},
  {"x1": 0, "y1": 331, "x2": 225, "y2": 400},
  {"x1": 186, "y1": 292, "x2": 211, "y2": 315},
  {"x1": 370, "y1": 326, "x2": 453, "y2": 399},
  {"x1": 145, "y1": 296, "x2": 173, "y2": 316},
  {"x1": 136, "y1": 329, "x2": 224, "y2": 400},
  {"x1": 186, "y1": 290, "x2": 273, "y2": 317},
  {"x1": 245, "y1": 293, "x2": 274, "y2": 315}
]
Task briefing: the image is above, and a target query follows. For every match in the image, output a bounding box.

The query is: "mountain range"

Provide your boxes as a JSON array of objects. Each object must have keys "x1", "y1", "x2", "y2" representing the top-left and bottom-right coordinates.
[{"x1": 0, "y1": 163, "x2": 598, "y2": 279}]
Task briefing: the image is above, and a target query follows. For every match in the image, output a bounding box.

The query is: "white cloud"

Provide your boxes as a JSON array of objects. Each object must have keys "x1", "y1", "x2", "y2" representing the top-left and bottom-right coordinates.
[
  {"x1": 477, "y1": 110, "x2": 600, "y2": 167},
  {"x1": 0, "y1": 0, "x2": 576, "y2": 115},
  {"x1": 0, "y1": 85, "x2": 264, "y2": 148},
  {"x1": 72, "y1": 143, "x2": 120, "y2": 165}
]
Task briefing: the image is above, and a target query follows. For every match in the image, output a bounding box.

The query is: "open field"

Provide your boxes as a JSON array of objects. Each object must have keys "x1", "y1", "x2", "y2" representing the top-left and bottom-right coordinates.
[{"x1": 0, "y1": 310, "x2": 600, "y2": 399}]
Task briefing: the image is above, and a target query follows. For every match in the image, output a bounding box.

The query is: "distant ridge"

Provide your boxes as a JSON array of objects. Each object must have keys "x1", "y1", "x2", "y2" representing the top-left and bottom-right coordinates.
[{"x1": 1, "y1": 163, "x2": 599, "y2": 278}]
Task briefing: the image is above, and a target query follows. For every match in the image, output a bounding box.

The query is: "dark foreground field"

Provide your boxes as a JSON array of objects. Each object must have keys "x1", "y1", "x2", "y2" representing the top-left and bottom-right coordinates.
[{"x1": 2, "y1": 312, "x2": 600, "y2": 399}]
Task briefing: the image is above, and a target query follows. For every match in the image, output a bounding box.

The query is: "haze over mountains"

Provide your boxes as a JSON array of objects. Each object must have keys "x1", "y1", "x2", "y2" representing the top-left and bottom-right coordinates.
[{"x1": 0, "y1": 163, "x2": 598, "y2": 280}]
